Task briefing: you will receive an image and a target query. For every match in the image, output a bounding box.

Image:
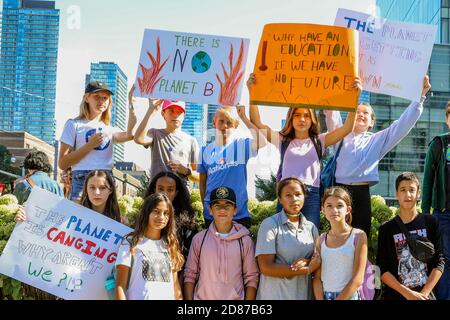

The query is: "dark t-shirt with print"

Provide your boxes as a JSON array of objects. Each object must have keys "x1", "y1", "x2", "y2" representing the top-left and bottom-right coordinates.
[{"x1": 376, "y1": 214, "x2": 445, "y2": 300}]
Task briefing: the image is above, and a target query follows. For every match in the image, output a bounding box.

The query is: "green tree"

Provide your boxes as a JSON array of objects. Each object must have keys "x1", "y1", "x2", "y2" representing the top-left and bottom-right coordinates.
[
  {"x1": 255, "y1": 173, "x2": 277, "y2": 201},
  {"x1": 0, "y1": 145, "x2": 13, "y2": 172}
]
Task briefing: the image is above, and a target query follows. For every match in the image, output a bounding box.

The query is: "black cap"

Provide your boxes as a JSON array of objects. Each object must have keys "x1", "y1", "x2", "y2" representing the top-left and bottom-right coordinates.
[
  {"x1": 210, "y1": 186, "x2": 236, "y2": 206},
  {"x1": 85, "y1": 80, "x2": 113, "y2": 95}
]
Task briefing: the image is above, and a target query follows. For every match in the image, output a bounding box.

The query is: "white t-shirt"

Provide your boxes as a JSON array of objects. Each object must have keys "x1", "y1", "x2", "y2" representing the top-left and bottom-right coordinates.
[
  {"x1": 60, "y1": 119, "x2": 120, "y2": 171},
  {"x1": 116, "y1": 237, "x2": 175, "y2": 300}
]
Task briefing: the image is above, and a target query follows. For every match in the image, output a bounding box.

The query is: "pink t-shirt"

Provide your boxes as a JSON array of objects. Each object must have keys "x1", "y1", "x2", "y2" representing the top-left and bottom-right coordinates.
[{"x1": 280, "y1": 133, "x2": 326, "y2": 187}]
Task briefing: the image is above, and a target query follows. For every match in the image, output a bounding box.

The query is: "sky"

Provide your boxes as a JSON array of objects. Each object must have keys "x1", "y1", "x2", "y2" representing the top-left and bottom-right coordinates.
[{"x1": 3, "y1": 0, "x2": 375, "y2": 196}]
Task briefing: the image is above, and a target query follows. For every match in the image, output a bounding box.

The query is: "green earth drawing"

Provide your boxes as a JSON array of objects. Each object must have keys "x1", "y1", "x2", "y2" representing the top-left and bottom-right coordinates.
[{"x1": 191, "y1": 51, "x2": 211, "y2": 73}]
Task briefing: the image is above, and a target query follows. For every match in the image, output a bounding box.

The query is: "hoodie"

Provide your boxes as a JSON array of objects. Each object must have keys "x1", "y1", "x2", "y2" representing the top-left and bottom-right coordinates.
[{"x1": 184, "y1": 222, "x2": 259, "y2": 300}]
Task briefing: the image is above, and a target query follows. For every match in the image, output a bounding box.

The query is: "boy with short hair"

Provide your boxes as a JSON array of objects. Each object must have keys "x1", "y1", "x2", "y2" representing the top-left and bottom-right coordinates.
[
  {"x1": 422, "y1": 102, "x2": 450, "y2": 299},
  {"x1": 133, "y1": 96, "x2": 199, "y2": 187},
  {"x1": 198, "y1": 106, "x2": 266, "y2": 229},
  {"x1": 377, "y1": 172, "x2": 445, "y2": 300},
  {"x1": 183, "y1": 186, "x2": 259, "y2": 300}
]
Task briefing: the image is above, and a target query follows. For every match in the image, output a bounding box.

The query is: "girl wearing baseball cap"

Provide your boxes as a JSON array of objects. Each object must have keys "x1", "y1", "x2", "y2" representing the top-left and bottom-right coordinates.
[{"x1": 58, "y1": 81, "x2": 137, "y2": 201}]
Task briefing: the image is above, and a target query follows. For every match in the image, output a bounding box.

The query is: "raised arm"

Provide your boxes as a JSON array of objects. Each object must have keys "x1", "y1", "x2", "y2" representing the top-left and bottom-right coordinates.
[
  {"x1": 323, "y1": 77, "x2": 360, "y2": 147},
  {"x1": 236, "y1": 105, "x2": 267, "y2": 151},
  {"x1": 247, "y1": 73, "x2": 279, "y2": 145},
  {"x1": 376, "y1": 75, "x2": 431, "y2": 158},
  {"x1": 133, "y1": 98, "x2": 163, "y2": 146},
  {"x1": 113, "y1": 103, "x2": 137, "y2": 143}
]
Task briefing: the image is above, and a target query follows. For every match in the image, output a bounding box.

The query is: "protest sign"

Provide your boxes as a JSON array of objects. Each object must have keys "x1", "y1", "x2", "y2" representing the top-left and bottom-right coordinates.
[
  {"x1": 133, "y1": 29, "x2": 250, "y2": 106},
  {"x1": 250, "y1": 23, "x2": 359, "y2": 111},
  {"x1": 0, "y1": 188, "x2": 132, "y2": 300},
  {"x1": 335, "y1": 8, "x2": 436, "y2": 102}
]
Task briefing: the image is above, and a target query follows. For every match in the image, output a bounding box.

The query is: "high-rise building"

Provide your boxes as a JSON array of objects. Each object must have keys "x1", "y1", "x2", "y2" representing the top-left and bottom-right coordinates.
[
  {"x1": 0, "y1": 0, "x2": 60, "y2": 144},
  {"x1": 85, "y1": 62, "x2": 127, "y2": 162},
  {"x1": 183, "y1": 102, "x2": 207, "y2": 146},
  {"x1": 206, "y1": 104, "x2": 220, "y2": 143},
  {"x1": 181, "y1": 103, "x2": 220, "y2": 146},
  {"x1": 368, "y1": 1, "x2": 450, "y2": 198}
]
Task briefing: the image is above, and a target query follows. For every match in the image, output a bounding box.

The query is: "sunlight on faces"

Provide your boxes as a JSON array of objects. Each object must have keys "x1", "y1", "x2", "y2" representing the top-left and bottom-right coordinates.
[
  {"x1": 148, "y1": 201, "x2": 170, "y2": 231},
  {"x1": 396, "y1": 180, "x2": 420, "y2": 211},
  {"x1": 87, "y1": 176, "x2": 112, "y2": 207},
  {"x1": 162, "y1": 106, "x2": 185, "y2": 127},
  {"x1": 279, "y1": 182, "x2": 305, "y2": 216},
  {"x1": 155, "y1": 176, "x2": 178, "y2": 202},
  {"x1": 85, "y1": 91, "x2": 111, "y2": 115},
  {"x1": 355, "y1": 104, "x2": 375, "y2": 132},
  {"x1": 322, "y1": 196, "x2": 351, "y2": 223},
  {"x1": 213, "y1": 110, "x2": 238, "y2": 138},
  {"x1": 291, "y1": 108, "x2": 312, "y2": 133},
  {"x1": 210, "y1": 200, "x2": 237, "y2": 223}
]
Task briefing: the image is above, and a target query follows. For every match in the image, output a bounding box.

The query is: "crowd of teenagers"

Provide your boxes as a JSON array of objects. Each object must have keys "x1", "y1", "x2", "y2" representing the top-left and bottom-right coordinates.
[{"x1": 11, "y1": 71, "x2": 450, "y2": 301}]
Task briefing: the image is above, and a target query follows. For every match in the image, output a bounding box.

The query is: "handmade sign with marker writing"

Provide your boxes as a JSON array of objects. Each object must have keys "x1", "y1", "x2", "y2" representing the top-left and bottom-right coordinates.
[
  {"x1": 335, "y1": 8, "x2": 436, "y2": 102},
  {"x1": 133, "y1": 29, "x2": 250, "y2": 106},
  {"x1": 250, "y1": 23, "x2": 359, "y2": 111},
  {"x1": 0, "y1": 188, "x2": 132, "y2": 300}
]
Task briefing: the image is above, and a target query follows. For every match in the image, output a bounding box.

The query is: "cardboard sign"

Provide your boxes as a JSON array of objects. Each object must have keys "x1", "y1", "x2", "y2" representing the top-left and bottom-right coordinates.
[
  {"x1": 0, "y1": 188, "x2": 132, "y2": 300},
  {"x1": 335, "y1": 8, "x2": 436, "y2": 102},
  {"x1": 133, "y1": 29, "x2": 250, "y2": 106},
  {"x1": 250, "y1": 23, "x2": 359, "y2": 111}
]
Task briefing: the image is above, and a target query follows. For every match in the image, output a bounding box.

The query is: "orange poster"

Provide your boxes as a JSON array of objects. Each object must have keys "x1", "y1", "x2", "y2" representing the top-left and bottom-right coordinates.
[{"x1": 251, "y1": 23, "x2": 359, "y2": 111}]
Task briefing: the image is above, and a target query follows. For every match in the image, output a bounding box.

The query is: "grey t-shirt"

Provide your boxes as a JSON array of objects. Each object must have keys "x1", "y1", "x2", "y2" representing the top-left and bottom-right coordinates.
[
  {"x1": 255, "y1": 210, "x2": 318, "y2": 300},
  {"x1": 147, "y1": 128, "x2": 199, "y2": 184}
]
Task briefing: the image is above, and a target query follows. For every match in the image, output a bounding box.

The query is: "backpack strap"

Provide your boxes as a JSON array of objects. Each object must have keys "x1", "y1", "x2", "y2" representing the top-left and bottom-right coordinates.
[
  {"x1": 238, "y1": 237, "x2": 245, "y2": 289},
  {"x1": 25, "y1": 177, "x2": 35, "y2": 189},
  {"x1": 311, "y1": 135, "x2": 323, "y2": 162},
  {"x1": 394, "y1": 216, "x2": 413, "y2": 243},
  {"x1": 276, "y1": 137, "x2": 291, "y2": 181},
  {"x1": 195, "y1": 229, "x2": 209, "y2": 281}
]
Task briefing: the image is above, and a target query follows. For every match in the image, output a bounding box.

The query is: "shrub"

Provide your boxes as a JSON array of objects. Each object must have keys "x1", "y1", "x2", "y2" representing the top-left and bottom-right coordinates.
[
  {"x1": 191, "y1": 189, "x2": 201, "y2": 204},
  {"x1": 0, "y1": 194, "x2": 18, "y2": 206},
  {"x1": 247, "y1": 198, "x2": 259, "y2": 214}
]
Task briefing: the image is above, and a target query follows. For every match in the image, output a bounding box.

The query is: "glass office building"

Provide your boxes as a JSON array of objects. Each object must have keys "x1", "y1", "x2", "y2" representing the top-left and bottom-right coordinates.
[
  {"x1": 183, "y1": 102, "x2": 207, "y2": 147},
  {"x1": 369, "y1": 1, "x2": 450, "y2": 198},
  {"x1": 0, "y1": 0, "x2": 60, "y2": 144},
  {"x1": 377, "y1": 0, "x2": 447, "y2": 43},
  {"x1": 206, "y1": 104, "x2": 220, "y2": 144},
  {"x1": 86, "y1": 62, "x2": 127, "y2": 162}
]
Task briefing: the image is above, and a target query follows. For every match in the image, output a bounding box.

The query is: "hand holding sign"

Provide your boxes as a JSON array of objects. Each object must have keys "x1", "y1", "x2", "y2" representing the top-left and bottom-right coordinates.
[
  {"x1": 422, "y1": 75, "x2": 431, "y2": 97},
  {"x1": 148, "y1": 98, "x2": 163, "y2": 111}
]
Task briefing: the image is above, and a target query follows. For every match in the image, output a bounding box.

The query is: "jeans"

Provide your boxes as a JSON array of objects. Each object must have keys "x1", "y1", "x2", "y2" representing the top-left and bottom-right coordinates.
[
  {"x1": 70, "y1": 170, "x2": 113, "y2": 201},
  {"x1": 434, "y1": 210, "x2": 450, "y2": 300},
  {"x1": 324, "y1": 291, "x2": 360, "y2": 300},
  {"x1": 276, "y1": 185, "x2": 321, "y2": 229}
]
